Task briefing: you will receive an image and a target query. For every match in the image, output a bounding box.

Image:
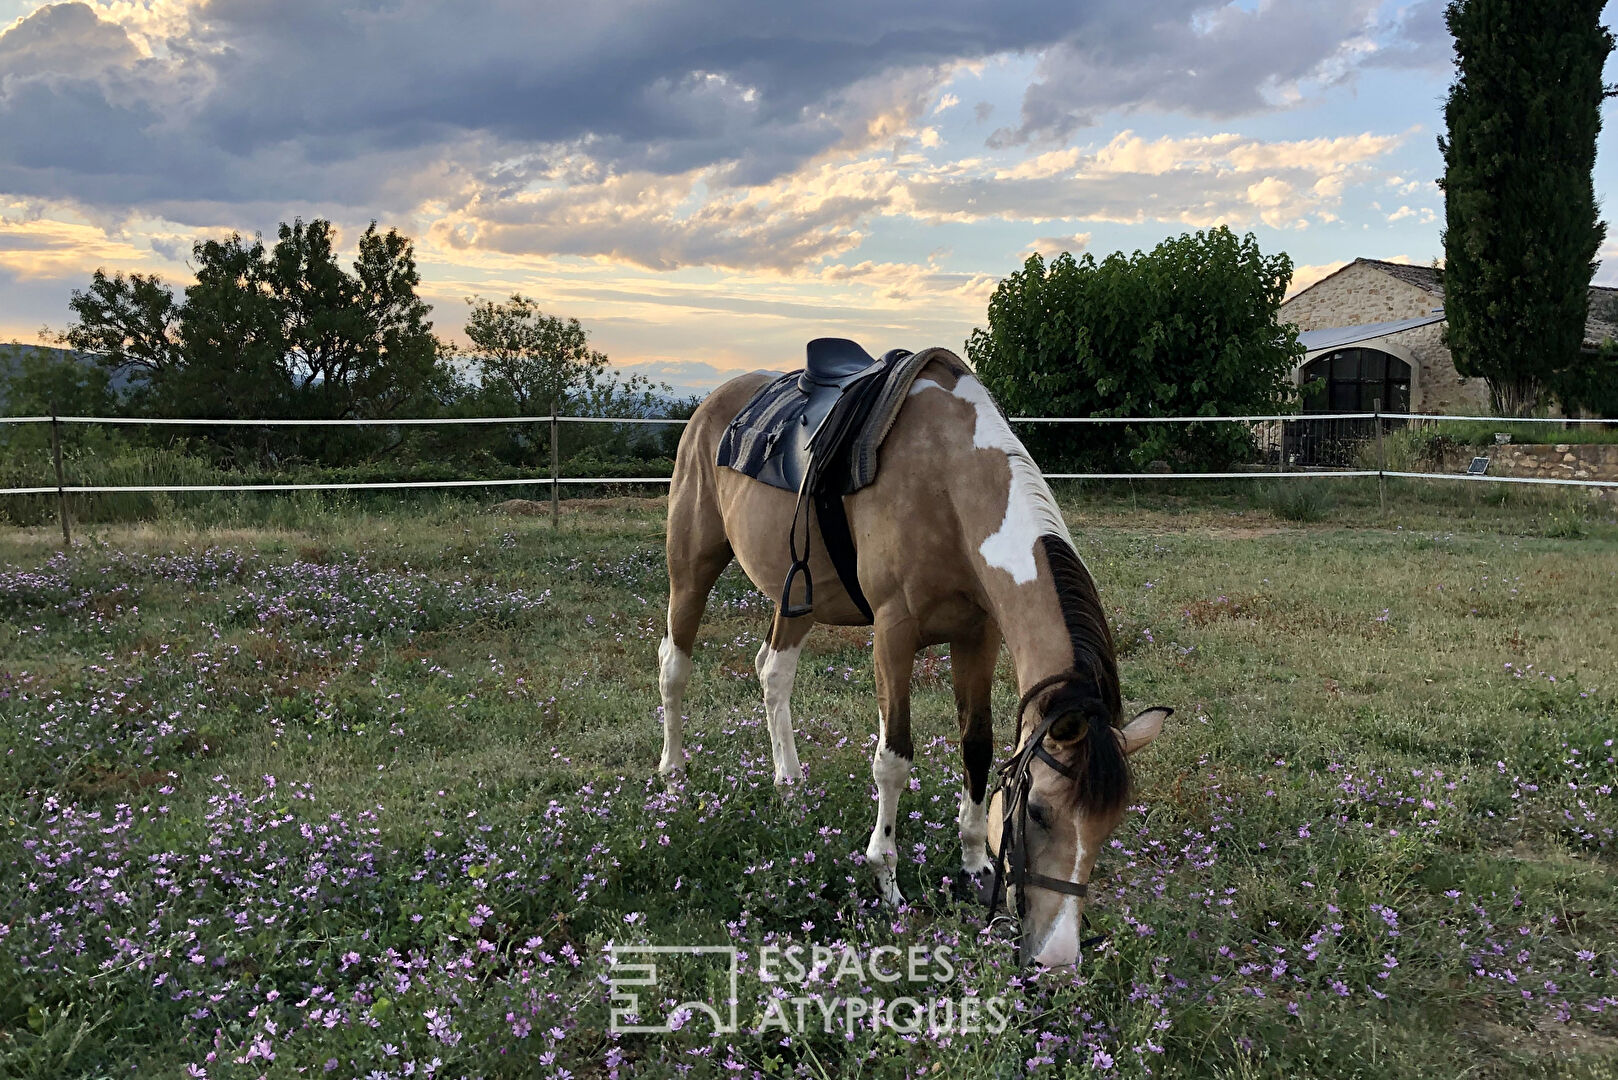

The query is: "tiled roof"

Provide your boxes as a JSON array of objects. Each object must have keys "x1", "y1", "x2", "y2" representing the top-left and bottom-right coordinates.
[
  {"x1": 1357, "y1": 258, "x2": 1444, "y2": 296},
  {"x1": 1324, "y1": 260, "x2": 1618, "y2": 348}
]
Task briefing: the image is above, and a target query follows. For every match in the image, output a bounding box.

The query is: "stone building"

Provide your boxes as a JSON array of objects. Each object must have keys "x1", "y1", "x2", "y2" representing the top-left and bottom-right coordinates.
[{"x1": 1279, "y1": 257, "x2": 1618, "y2": 415}]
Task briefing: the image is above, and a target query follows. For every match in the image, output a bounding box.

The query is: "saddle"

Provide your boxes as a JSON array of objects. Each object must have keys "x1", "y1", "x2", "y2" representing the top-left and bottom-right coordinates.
[{"x1": 716, "y1": 338, "x2": 939, "y2": 623}]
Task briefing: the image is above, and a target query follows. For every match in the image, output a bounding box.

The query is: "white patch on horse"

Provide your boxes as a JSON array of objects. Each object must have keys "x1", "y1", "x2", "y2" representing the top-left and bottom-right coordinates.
[
  {"x1": 957, "y1": 789, "x2": 991, "y2": 876},
  {"x1": 755, "y1": 640, "x2": 804, "y2": 786},
  {"x1": 657, "y1": 636, "x2": 692, "y2": 780},
  {"x1": 910, "y1": 375, "x2": 1075, "y2": 584},
  {"x1": 1032, "y1": 838, "x2": 1087, "y2": 967},
  {"x1": 864, "y1": 712, "x2": 909, "y2": 906}
]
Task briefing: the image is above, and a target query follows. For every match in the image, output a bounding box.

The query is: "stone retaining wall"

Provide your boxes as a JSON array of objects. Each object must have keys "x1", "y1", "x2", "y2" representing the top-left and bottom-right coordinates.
[{"x1": 1438, "y1": 443, "x2": 1618, "y2": 482}]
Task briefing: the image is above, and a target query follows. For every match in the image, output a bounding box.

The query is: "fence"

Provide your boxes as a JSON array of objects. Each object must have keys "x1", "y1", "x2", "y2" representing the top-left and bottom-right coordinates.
[{"x1": 2, "y1": 409, "x2": 1616, "y2": 539}]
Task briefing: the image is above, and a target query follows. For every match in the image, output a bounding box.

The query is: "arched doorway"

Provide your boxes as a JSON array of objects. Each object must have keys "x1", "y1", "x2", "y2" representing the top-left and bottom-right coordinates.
[
  {"x1": 1290, "y1": 348, "x2": 1412, "y2": 466},
  {"x1": 1300, "y1": 348, "x2": 1411, "y2": 413}
]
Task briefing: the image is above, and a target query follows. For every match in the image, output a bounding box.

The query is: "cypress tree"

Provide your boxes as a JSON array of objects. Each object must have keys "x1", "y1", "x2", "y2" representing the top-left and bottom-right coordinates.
[{"x1": 1438, "y1": 0, "x2": 1613, "y2": 416}]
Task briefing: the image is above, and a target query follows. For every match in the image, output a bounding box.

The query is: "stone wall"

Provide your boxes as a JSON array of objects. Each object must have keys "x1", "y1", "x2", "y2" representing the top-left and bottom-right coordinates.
[
  {"x1": 1380, "y1": 322, "x2": 1490, "y2": 415},
  {"x1": 1281, "y1": 262, "x2": 1491, "y2": 415},
  {"x1": 1280, "y1": 262, "x2": 1439, "y2": 331},
  {"x1": 1437, "y1": 442, "x2": 1618, "y2": 482}
]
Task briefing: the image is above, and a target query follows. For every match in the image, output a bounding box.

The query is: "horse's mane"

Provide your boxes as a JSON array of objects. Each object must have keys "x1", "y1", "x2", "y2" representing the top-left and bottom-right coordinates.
[{"x1": 1032, "y1": 534, "x2": 1131, "y2": 815}]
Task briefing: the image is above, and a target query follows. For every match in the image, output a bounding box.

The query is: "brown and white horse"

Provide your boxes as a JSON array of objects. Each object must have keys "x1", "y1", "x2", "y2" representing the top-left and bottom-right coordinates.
[{"x1": 657, "y1": 347, "x2": 1171, "y2": 965}]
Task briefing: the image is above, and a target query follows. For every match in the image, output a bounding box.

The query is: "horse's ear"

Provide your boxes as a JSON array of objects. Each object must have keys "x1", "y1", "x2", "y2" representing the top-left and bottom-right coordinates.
[{"x1": 1117, "y1": 707, "x2": 1171, "y2": 756}]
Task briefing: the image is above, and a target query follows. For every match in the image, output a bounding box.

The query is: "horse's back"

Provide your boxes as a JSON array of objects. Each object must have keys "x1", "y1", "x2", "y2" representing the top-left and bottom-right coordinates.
[{"x1": 671, "y1": 369, "x2": 872, "y2": 625}]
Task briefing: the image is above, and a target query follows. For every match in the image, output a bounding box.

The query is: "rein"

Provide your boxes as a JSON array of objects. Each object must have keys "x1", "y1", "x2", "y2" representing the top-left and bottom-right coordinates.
[{"x1": 985, "y1": 672, "x2": 1107, "y2": 965}]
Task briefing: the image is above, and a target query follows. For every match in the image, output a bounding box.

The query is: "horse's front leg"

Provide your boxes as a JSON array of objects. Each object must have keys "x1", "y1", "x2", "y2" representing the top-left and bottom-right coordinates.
[
  {"x1": 756, "y1": 613, "x2": 811, "y2": 788},
  {"x1": 865, "y1": 612, "x2": 918, "y2": 907},
  {"x1": 951, "y1": 622, "x2": 1000, "y2": 898}
]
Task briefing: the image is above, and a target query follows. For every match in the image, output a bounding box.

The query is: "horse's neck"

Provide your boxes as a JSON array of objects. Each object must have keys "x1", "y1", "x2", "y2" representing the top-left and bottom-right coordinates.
[
  {"x1": 969, "y1": 509, "x2": 1085, "y2": 719},
  {"x1": 909, "y1": 367, "x2": 1096, "y2": 727}
]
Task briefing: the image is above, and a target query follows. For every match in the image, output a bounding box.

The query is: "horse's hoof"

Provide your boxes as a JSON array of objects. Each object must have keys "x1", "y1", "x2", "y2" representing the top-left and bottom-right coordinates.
[{"x1": 873, "y1": 866, "x2": 905, "y2": 907}]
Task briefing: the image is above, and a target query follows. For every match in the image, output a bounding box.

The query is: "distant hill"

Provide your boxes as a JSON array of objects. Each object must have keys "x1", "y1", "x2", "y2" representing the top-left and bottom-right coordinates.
[
  {"x1": 619, "y1": 359, "x2": 749, "y2": 399},
  {"x1": 0, "y1": 343, "x2": 137, "y2": 412}
]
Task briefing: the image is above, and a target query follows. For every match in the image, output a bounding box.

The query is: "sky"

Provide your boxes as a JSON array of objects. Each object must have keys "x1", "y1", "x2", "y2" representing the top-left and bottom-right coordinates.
[{"x1": 0, "y1": 0, "x2": 1614, "y2": 394}]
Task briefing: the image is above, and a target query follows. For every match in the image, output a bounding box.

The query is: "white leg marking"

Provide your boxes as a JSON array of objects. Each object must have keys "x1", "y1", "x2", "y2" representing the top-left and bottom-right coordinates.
[
  {"x1": 957, "y1": 788, "x2": 991, "y2": 877},
  {"x1": 864, "y1": 714, "x2": 910, "y2": 906},
  {"x1": 755, "y1": 640, "x2": 804, "y2": 786},
  {"x1": 910, "y1": 375, "x2": 1076, "y2": 585},
  {"x1": 657, "y1": 635, "x2": 692, "y2": 780}
]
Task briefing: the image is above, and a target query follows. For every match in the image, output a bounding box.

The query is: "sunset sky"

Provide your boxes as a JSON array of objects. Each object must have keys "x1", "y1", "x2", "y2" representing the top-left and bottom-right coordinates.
[{"x1": 1, "y1": 0, "x2": 1614, "y2": 393}]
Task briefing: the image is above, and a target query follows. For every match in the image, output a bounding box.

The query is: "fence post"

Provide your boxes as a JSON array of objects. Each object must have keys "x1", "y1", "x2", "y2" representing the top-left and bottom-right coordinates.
[
  {"x1": 550, "y1": 399, "x2": 560, "y2": 529},
  {"x1": 1279, "y1": 418, "x2": 1288, "y2": 473},
  {"x1": 50, "y1": 406, "x2": 71, "y2": 547},
  {"x1": 1374, "y1": 397, "x2": 1386, "y2": 517}
]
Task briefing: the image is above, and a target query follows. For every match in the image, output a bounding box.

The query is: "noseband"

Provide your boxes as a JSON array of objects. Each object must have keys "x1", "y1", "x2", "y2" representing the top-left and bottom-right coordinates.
[{"x1": 985, "y1": 672, "x2": 1104, "y2": 964}]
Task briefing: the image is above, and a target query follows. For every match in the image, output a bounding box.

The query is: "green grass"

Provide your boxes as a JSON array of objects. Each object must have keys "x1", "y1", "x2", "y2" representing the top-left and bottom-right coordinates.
[
  {"x1": 1417, "y1": 420, "x2": 1618, "y2": 448},
  {"x1": 1, "y1": 485, "x2": 1616, "y2": 1079}
]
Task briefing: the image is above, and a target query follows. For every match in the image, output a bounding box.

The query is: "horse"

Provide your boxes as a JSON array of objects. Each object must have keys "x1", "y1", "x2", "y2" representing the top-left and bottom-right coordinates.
[{"x1": 656, "y1": 346, "x2": 1171, "y2": 966}]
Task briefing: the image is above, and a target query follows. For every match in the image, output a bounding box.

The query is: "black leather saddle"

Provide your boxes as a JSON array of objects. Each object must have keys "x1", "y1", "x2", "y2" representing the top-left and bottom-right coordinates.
[
  {"x1": 716, "y1": 338, "x2": 913, "y2": 622},
  {"x1": 800, "y1": 337, "x2": 889, "y2": 390}
]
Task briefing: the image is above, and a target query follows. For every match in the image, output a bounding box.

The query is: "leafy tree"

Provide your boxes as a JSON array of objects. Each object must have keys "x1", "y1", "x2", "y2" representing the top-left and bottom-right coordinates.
[
  {"x1": 177, "y1": 233, "x2": 290, "y2": 420},
  {"x1": 0, "y1": 344, "x2": 116, "y2": 419},
  {"x1": 60, "y1": 271, "x2": 181, "y2": 409},
  {"x1": 61, "y1": 218, "x2": 450, "y2": 463},
  {"x1": 967, "y1": 227, "x2": 1300, "y2": 470},
  {"x1": 1438, "y1": 0, "x2": 1614, "y2": 416},
  {"x1": 465, "y1": 294, "x2": 661, "y2": 415},
  {"x1": 269, "y1": 220, "x2": 446, "y2": 421}
]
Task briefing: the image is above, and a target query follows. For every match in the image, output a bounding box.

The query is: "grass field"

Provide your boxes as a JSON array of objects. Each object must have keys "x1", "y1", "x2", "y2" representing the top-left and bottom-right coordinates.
[{"x1": 2, "y1": 480, "x2": 1616, "y2": 1079}]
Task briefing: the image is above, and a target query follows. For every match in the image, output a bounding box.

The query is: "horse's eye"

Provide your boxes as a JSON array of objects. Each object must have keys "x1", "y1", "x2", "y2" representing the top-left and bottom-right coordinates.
[{"x1": 1027, "y1": 804, "x2": 1051, "y2": 831}]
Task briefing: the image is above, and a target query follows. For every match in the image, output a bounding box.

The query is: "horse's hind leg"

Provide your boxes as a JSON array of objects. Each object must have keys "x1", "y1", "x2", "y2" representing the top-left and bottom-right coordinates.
[
  {"x1": 951, "y1": 620, "x2": 1000, "y2": 895},
  {"x1": 660, "y1": 492, "x2": 732, "y2": 784},
  {"x1": 757, "y1": 612, "x2": 813, "y2": 788}
]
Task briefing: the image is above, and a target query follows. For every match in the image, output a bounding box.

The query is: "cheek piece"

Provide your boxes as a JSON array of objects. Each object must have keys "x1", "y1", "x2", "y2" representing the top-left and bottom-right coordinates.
[{"x1": 983, "y1": 674, "x2": 1109, "y2": 966}]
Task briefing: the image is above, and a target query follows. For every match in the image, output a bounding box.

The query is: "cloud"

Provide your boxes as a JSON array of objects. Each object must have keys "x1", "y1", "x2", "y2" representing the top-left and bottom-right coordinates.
[
  {"x1": 0, "y1": 0, "x2": 1442, "y2": 222},
  {"x1": 417, "y1": 123, "x2": 1404, "y2": 273},
  {"x1": 906, "y1": 129, "x2": 1405, "y2": 230},
  {"x1": 1286, "y1": 261, "x2": 1348, "y2": 297},
  {"x1": 933, "y1": 93, "x2": 960, "y2": 115},
  {"x1": 1025, "y1": 232, "x2": 1091, "y2": 258},
  {"x1": 991, "y1": 0, "x2": 1388, "y2": 146},
  {"x1": 1362, "y1": 0, "x2": 1452, "y2": 71},
  {"x1": 0, "y1": 206, "x2": 175, "y2": 279},
  {"x1": 1387, "y1": 204, "x2": 1436, "y2": 224},
  {"x1": 430, "y1": 157, "x2": 900, "y2": 273},
  {"x1": 616, "y1": 359, "x2": 739, "y2": 396},
  {"x1": 0, "y1": 2, "x2": 137, "y2": 77}
]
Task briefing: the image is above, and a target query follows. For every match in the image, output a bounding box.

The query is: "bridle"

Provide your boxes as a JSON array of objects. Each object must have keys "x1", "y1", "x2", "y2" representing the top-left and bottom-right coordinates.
[{"x1": 984, "y1": 672, "x2": 1105, "y2": 965}]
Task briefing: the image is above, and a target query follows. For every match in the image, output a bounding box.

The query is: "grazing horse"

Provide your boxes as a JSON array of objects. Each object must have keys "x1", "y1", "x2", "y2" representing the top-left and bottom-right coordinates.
[{"x1": 658, "y1": 347, "x2": 1171, "y2": 965}]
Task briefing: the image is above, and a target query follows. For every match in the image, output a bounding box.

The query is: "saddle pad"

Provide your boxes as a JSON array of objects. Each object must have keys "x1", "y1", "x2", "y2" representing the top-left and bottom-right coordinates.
[{"x1": 714, "y1": 370, "x2": 821, "y2": 493}]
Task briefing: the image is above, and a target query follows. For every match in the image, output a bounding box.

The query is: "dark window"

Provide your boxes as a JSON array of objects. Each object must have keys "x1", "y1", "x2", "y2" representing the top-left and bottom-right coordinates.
[{"x1": 1301, "y1": 348, "x2": 1411, "y2": 413}]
